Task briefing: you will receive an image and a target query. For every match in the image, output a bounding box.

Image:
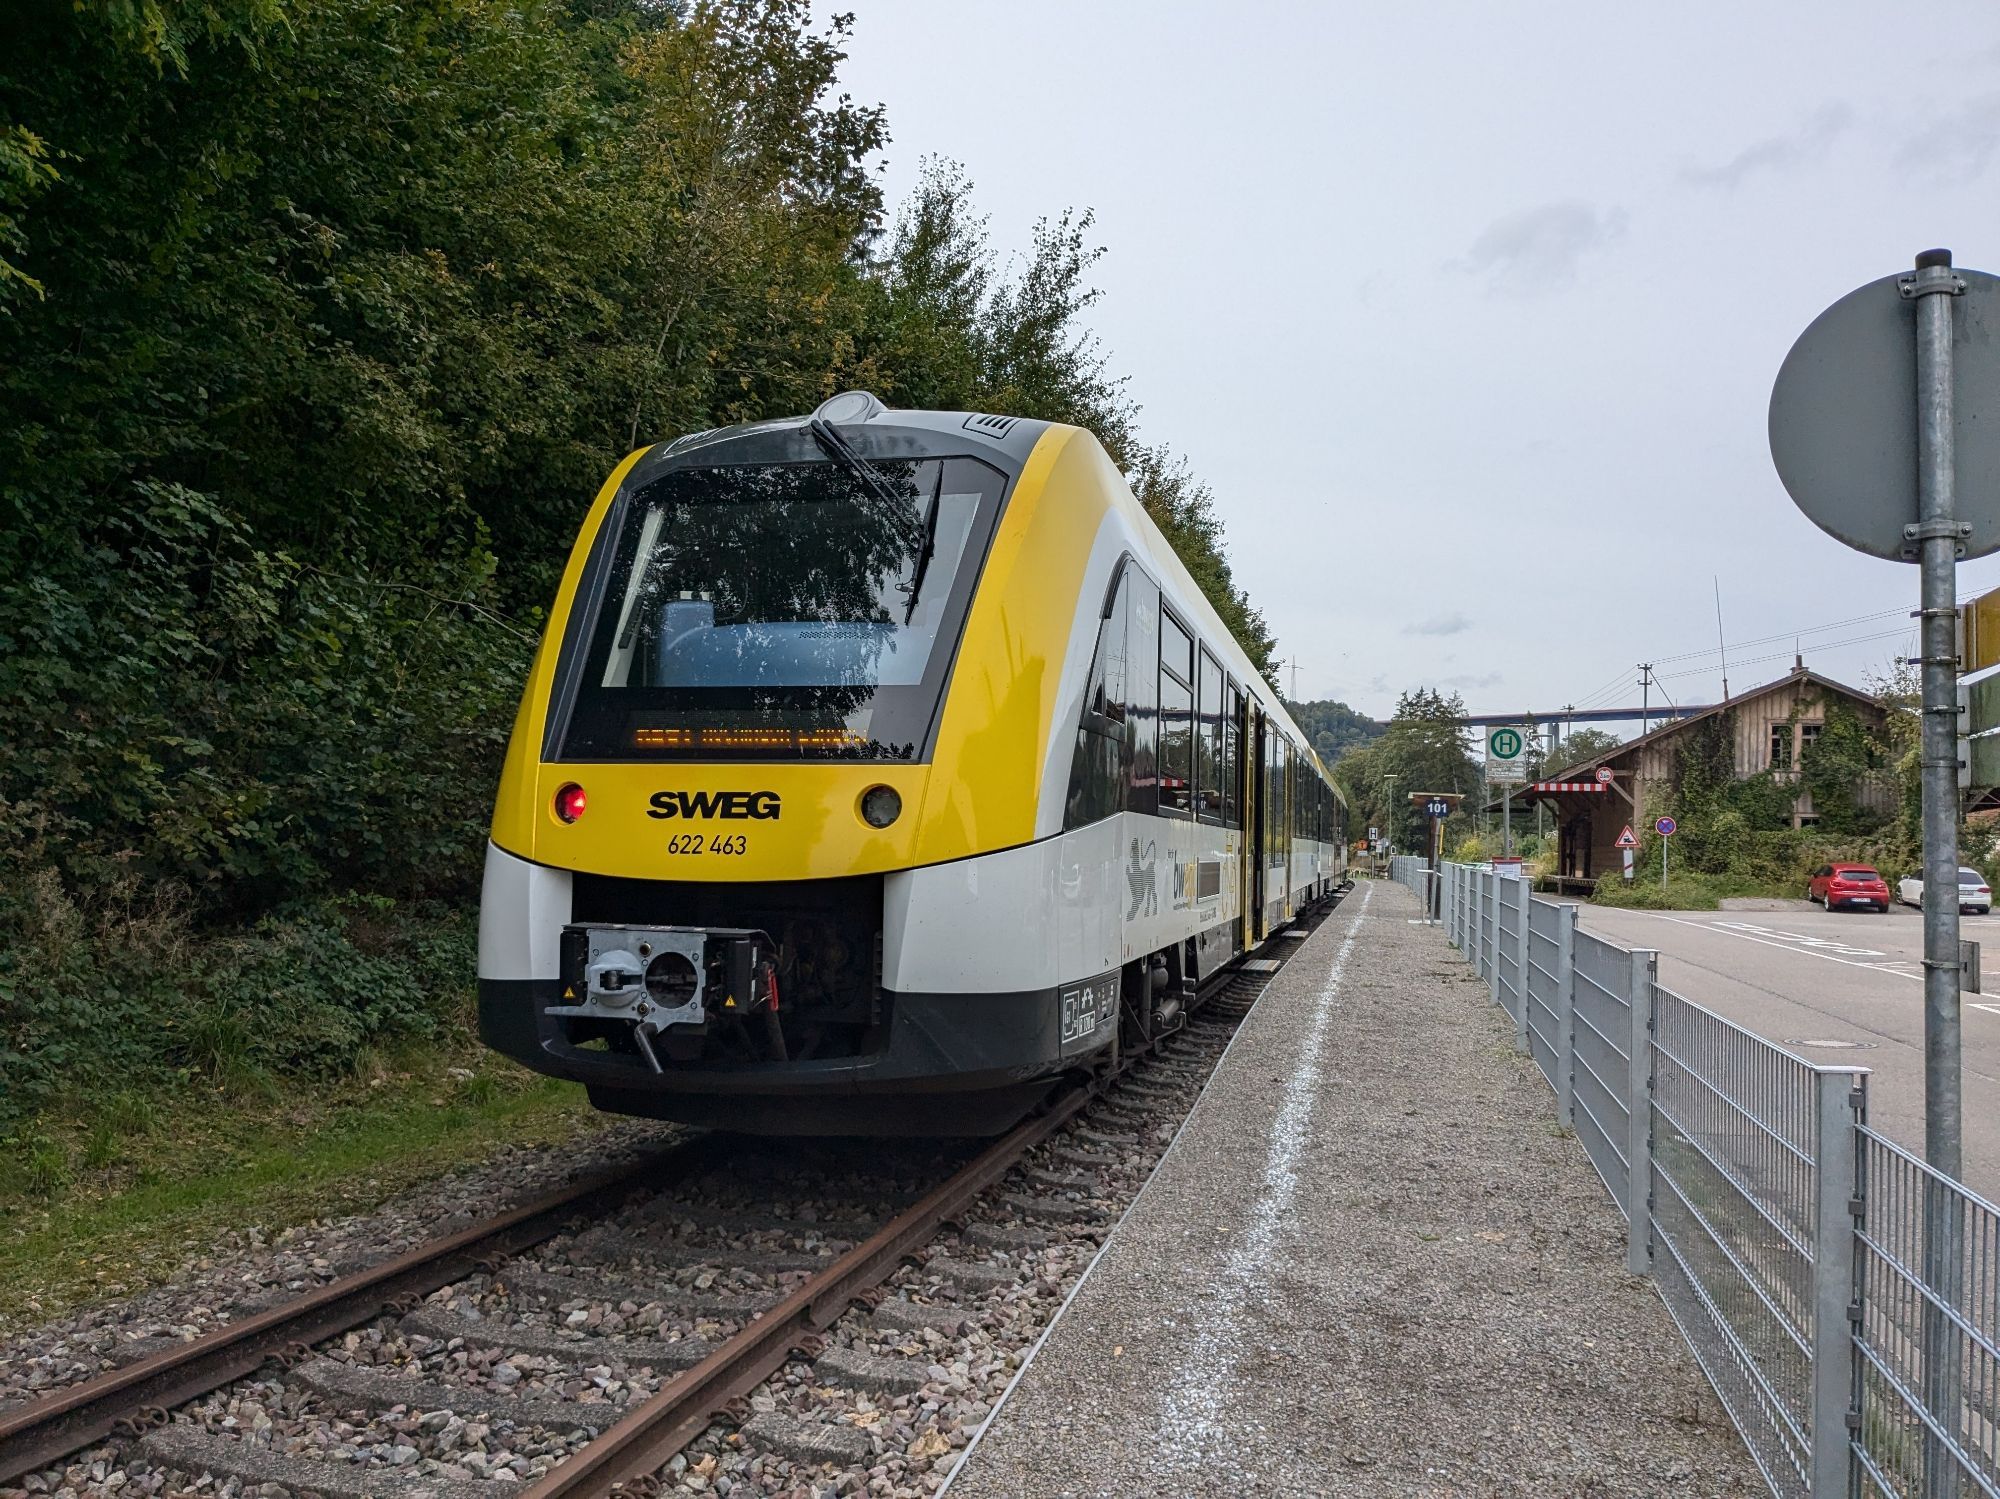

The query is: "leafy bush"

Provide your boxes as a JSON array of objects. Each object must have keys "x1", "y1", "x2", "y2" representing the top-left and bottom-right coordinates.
[
  {"x1": 0, "y1": 0, "x2": 1288, "y2": 1149},
  {"x1": 1590, "y1": 874, "x2": 1733, "y2": 912},
  {"x1": 0, "y1": 868, "x2": 475, "y2": 1132}
]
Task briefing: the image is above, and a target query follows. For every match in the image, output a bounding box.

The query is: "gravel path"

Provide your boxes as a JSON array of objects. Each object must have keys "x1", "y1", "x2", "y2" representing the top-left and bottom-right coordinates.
[{"x1": 941, "y1": 881, "x2": 1766, "y2": 1498}]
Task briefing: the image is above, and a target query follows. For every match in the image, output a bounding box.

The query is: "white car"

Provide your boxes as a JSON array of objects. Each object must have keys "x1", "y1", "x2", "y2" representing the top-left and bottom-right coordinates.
[{"x1": 1897, "y1": 867, "x2": 1993, "y2": 915}]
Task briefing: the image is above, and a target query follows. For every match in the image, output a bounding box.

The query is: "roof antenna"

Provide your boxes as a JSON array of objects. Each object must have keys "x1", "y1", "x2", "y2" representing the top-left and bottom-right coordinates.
[{"x1": 1713, "y1": 576, "x2": 1730, "y2": 701}]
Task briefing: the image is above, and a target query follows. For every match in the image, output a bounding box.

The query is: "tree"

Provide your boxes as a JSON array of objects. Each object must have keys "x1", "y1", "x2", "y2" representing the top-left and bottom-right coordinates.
[
  {"x1": 868, "y1": 157, "x2": 1275, "y2": 678},
  {"x1": 1285, "y1": 698, "x2": 1384, "y2": 766},
  {"x1": 0, "y1": 0, "x2": 1294, "y2": 1126},
  {"x1": 1546, "y1": 727, "x2": 1624, "y2": 775},
  {"x1": 1335, "y1": 688, "x2": 1479, "y2": 851}
]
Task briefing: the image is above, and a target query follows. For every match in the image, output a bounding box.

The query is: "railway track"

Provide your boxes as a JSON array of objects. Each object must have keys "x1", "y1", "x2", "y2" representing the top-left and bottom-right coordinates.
[{"x1": 0, "y1": 901, "x2": 1339, "y2": 1499}]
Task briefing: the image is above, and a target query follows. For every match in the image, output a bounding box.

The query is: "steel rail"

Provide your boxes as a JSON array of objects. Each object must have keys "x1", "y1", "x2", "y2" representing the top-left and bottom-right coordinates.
[
  {"x1": 0, "y1": 889, "x2": 1342, "y2": 1494},
  {"x1": 0, "y1": 1145, "x2": 698, "y2": 1485},
  {"x1": 524, "y1": 904, "x2": 1341, "y2": 1499},
  {"x1": 518, "y1": 1082, "x2": 1097, "y2": 1499}
]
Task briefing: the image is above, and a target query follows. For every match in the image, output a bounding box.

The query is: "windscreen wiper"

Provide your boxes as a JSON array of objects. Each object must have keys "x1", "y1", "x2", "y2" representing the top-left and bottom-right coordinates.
[
  {"x1": 809, "y1": 417, "x2": 938, "y2": 624},
  {"x1": 901, "y1": 464, "x2": 944, "y2": 625},
  {"x1": 809, "y1": 416, "x2": 903, "y2": 511}
]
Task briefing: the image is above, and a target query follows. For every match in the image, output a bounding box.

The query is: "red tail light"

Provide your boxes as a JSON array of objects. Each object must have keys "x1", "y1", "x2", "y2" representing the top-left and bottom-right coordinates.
[{"x1": 554, "y1": 782, "x2": 587, "y2": 823}]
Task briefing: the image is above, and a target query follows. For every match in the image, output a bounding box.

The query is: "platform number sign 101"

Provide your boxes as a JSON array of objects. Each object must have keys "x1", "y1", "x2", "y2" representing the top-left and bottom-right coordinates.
[{"x1": 1424, "y1": 797, "x2": 1452, "y2": 819}]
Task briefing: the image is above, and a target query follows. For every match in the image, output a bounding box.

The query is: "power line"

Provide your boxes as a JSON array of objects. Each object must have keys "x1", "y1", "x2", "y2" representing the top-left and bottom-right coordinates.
[
  {"x1": 1654, "y1": 625, "x2": 1915, "y2": 681},
  {"x1": 1647, "y1": 604, "x2": 1911, "y2": 667}
]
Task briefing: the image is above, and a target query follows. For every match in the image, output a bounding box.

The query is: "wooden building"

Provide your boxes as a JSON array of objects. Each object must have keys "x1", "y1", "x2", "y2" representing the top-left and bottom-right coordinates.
[{"x1": 1511, "y1": 665, "x2": 1891, "y2": 886}]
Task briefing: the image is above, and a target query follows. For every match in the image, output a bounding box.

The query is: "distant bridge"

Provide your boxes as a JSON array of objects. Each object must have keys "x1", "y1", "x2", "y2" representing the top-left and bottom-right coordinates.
[{"x1": 1461, "y1": 705, "x2": 1716, "y2": 730}]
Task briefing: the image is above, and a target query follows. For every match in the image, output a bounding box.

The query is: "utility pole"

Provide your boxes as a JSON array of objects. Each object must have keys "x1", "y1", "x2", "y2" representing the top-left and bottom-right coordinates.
[{"x1": 1638, "y1": 664, "x2": 1653, "y2": 737}]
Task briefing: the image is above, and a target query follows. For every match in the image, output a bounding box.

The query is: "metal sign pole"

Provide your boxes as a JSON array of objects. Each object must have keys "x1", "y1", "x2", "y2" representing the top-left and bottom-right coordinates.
[
  {"x1": 1909, "y1": 251, "x2": 1969, "y2": 1493},
  {"x1": 1909, "y1": 249, "x2": 1965, "y2": 1185},
  {"x1": 1502, "y1": 782, "x2": 1512, "y2": 858}
]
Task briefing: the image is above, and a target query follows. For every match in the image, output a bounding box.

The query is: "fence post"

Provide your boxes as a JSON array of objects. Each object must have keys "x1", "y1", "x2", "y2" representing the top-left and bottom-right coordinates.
[
  {"x1": 1809, "y1": 1066, "x2": 1865, "y2": 1499},
  {"x1": 1553, "y1": 904, "x2": 1577, "y2": 1125},
  {"x1": 1625, "y1": 948, "x2": 1657, "y2": 1276},
  {"x1": 1513, "y1": 882, "x2": 1531, "y2": 1051}
]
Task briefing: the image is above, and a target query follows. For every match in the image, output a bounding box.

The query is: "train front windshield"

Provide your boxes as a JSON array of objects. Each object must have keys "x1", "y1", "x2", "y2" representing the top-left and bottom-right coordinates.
[{"x1": 558, "y1": 455, "x2": 1005, "y2": 760}]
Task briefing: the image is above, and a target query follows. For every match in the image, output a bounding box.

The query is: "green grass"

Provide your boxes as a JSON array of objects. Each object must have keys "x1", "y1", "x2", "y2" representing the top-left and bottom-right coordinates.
[
  {"x1": 0, "y1": 1048, "x2": 605, "y2": 1331},
  {"x1": 1586, "y1": 870, "x2": 1797, "y2": 911}
]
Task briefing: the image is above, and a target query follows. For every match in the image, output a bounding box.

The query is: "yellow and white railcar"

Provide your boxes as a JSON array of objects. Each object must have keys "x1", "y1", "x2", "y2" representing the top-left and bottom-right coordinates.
[{"x1": 478, "y1": 393, "x2": 1345, "y2": 1133}]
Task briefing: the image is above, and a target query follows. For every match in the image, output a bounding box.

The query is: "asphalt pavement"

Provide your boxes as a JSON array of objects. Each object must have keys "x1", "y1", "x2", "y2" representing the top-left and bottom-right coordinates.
[{"x1": 1577, "y1": 899, "x2": 2000, "y2": 1202}]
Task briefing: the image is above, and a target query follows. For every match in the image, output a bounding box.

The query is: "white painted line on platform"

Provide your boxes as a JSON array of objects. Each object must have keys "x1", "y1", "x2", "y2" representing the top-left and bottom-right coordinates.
[
  {"x1": 936, "y1": 884, "x2": 1375, "y2": 1495},
  {"x1": 1154, "y1": 886, "x2": 1372, "y2": 1469}
]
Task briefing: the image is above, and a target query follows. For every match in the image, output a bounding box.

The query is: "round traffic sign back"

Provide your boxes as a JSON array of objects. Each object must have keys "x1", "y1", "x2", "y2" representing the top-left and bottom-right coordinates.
[
  {"x1": 1655, "y1": 815, "x2": 1678, "y2": 837},
  {"x1": 1769, "y1": 267, "x2": 2000, "y2": 561}
]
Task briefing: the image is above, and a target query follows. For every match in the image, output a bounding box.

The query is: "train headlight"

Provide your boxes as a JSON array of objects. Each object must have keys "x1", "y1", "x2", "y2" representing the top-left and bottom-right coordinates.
[
  {"x1": 859, "y1": 785, "x2": 902, "y2": 828},
  {"x1": 553, "y1": 782, "x2": 587, "y2": 823}
]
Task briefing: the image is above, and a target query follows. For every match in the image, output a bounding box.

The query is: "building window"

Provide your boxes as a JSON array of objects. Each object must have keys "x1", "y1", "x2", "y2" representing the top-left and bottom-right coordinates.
[
  {"x1": 1770, "y1": 723, "x2": 1794, "y2": 769},
  {"x1": 1800, "y1": 722, "x2": 1823, "y2": 757}
]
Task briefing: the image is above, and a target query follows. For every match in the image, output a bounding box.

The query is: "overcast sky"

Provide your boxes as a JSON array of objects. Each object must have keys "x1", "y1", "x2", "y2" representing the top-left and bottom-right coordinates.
[{"x1": 831, "y1": 0, "x2": 2000, "y2": 726}]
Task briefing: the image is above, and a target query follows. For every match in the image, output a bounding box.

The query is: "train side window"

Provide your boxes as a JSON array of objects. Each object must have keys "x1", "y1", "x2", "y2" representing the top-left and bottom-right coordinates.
[
  {"x1": 1125, "y1": 574, "x2": 1160, "y2": 815},
  {"x1": 1161, "y1": 611, "x2": 1193, "y2": 686},
  {"x1": 1159, "y1": 673, "x2": 1193, "y2": 816},
  {"x1": 1063, "y1": 563, "x2": 1133, "y2": 830},
  {"x1": 1086, "y1": 568, "x2": 1130, "y2": 724},
  {"x1": 1157, "y1": 607, "x2": 1194, "y2": 817},
  {"x1": 1195, "y1": 647, "x2": 1222, "y2": 824},
  {"x1": 1221, "y1": 682, "x2": 1241, "y2": 828}
]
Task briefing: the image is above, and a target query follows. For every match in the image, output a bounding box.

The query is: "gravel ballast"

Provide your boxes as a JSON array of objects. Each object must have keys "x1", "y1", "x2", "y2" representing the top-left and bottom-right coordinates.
[{"x1": 941, "y1": 881, "x2": 1766, "y2": 1498}]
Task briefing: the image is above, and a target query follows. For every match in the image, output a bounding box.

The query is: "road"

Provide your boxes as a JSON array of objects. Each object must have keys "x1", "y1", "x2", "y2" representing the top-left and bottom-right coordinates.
[{"x1": 1577, "y1": 901, "x2": 2000, "y2": 1203}]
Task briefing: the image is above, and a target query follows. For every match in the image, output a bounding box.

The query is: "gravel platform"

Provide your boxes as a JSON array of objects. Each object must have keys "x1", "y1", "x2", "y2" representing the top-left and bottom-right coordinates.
[{"x1": 940, "y1": 881, "x2": 1766, "y2": 1498}]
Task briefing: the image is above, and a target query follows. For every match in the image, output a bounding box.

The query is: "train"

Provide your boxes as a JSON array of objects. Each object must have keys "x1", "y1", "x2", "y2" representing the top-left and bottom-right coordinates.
[{"x1": 477, "y1": 392, "x2": 1347, "y2": 1134}]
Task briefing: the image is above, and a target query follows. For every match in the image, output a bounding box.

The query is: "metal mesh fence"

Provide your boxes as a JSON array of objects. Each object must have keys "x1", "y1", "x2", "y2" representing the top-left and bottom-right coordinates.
[
  {"x1": 1430, "y1": 862, "x2": 2000, "y2": 1499},
  {"x1": 1649, "y1": 985, "x2": 1820, "y2": 1496},
  {"x1": 1495, "y1": 876, "x2": 1524, "y2": 1025},
  {"x1": 1524, "y1": 896, "x2": 1563, "y2": 1087},
  {"x1": 1388, "y1": 855, "x2": 1427, "y2": 900},
  {"x1": 1570, "y1": 930, "x2": 1632, "y2": 1206},
  {"x1": 1853, "y1": 1127, "x2": 2000, "y2": 1498}
]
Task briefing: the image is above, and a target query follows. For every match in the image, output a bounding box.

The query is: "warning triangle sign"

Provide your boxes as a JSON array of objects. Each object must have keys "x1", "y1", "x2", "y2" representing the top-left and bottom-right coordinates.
[{"x1": 1615, "y1": 825, "x2": 1639, "y2": 850}]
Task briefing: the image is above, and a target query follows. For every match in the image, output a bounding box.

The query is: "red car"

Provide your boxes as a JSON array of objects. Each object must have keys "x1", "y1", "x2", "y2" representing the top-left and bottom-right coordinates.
[{"x1": 1809, "y1": 863, "x2": 1891, "y2": 912}]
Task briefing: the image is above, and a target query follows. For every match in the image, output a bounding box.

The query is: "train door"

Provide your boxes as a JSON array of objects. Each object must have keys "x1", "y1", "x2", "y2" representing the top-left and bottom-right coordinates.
[
  {"x1": 1249, "y1": 707, "x2": 1267, "y2": 941},
  {"x1": 1236, "y1": 693, "x2": 1253, "y2": 950}
]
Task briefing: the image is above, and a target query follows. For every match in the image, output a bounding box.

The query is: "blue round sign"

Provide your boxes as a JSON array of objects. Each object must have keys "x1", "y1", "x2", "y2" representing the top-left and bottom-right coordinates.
[{"x1": 1655, "y1": 815, "x2": 1678, "y2": 837}]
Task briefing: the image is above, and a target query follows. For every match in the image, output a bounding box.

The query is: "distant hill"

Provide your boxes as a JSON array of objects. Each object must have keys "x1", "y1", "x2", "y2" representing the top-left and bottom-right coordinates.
[{"x1": 1283, "y1": 698, "x2": 1385, "y2": 765}]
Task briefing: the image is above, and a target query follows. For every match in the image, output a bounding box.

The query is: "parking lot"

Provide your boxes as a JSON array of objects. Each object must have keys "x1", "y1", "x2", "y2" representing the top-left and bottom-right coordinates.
[{"x1": 1579, "y1": 901, "x2": 2000, "y2": 1202}]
